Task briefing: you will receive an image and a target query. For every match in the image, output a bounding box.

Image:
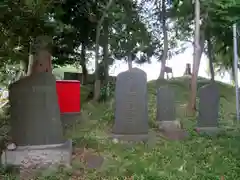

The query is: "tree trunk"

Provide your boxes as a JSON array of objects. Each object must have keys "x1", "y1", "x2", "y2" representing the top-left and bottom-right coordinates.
[
  {"x1": 103, "y1": 19, "x2": 109, "y2": 85},
  {"x1": 188, "y1": 34, "x2": 204, "y2": 115},
  {"x1": 94, "y1": 26, "x2": 101, "y2": 101},
  {"x1": 187, "y1": 0, "x2": 201, "y2": 116},
  {"x1": 94, "y1": 0, "x2": 114, "y2": 101},
  {"x1": 27, "y1": 36, "x2": 52, "y2": 75},
  {"x1": 128, "y1": 54, "x2": 133, "y2": 70},
  {"x1": 80, "y1": 42, "x2": 88, "y2": 84},
  {"x1": 159, "y1": 0, "x2": 168, "y2": 79},
  {"x1": 195, "y1": 33, "x2": 204, "y2": 76},
  {"x1": 27, "y1": 41, "x2": 33, "y2": 76},
  {"x1": 17, "y1": 60, "x2": 27, "y2": 80},
  {"x1": 207, "y1": 38, "x2": 215, "y2": 81},
  {"x1": 81, "y1": 64, "x2": 88, "y2": 84},
  {"x1": 27, "y1": 54, "x2": 34, "y2": 76}
]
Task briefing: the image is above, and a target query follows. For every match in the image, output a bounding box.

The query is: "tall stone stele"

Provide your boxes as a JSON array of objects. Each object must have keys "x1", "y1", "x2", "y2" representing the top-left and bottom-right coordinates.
[
  {"x1": 9, "y1": 36, "x2": 64, "y2": 146},
  {"x1": 112, "y1": 68, "x2": 149, "y2": 141},
  {"x1": 196, "y1": 82, "x2": 220, "y2": 134}
]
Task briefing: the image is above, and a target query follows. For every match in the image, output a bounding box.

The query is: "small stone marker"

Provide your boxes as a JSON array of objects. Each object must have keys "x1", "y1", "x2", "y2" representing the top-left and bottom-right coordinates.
[
  {"x1": 158, "y1": 129, "x2": 188, "y2": 141},
  {"x1": 156, "y1": 86, "x2": 188, "y2": 140},
  {"x1": 196, "y1": 83, "x2": 220, "y2": 134},
  {"x1": 112, "y1": 68, "x2": 148, "y2": 141},
  {"x1": 157, "y1": 86, "x2": 177, "y2": 130},
  {"x1": 72, "y1": 148, "x2": 104, "y2": 169}
]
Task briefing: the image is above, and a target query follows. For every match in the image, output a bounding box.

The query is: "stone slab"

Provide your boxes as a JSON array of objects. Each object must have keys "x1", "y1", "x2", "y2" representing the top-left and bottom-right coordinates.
[
  {"x1": 158, "y1": 129, "x2": 188, "y2": 141},
  {"x1": 9, "y1": 73, "x2": 64, "y2": 146},
  {"x1": 158, "y1": 120, "x2": 181, "y2": 131},
  {"x1": 111, "y1": 133, "x2": 149, "y2": 142},
  {"x1": 197, "y1": 83, "x2": 219, "y2": 128},
  {"x1": 113, "y1": 68, "x2": 148, "y2": 135},
  {"x1": 156, "y1": 86, "x2": 176, "y2": 122},
  {"x1": 1, "y1": 140, "x2": 72, "y2": 168},
  {"x1": 72, "y1": 148, "x2": 104, "y2": 169},
  {"x1": 195, "y1": 127, "x2": 221, "y2": 135}
]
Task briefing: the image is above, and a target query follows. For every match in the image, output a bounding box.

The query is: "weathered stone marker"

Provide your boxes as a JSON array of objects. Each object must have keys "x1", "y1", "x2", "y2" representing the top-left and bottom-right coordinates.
[
  {"x1": 156, "y1": 86, "x2": 175, "y2": 121},
  {"x1": 196, "y1": 83, "x2": 220, "y2": 134},
  {"x1": 112, "y1": 68, "x2": 148, "y2": 141},
  {"x1": 9, "y1": 72, "x2": 64, "y2": 146},
  {"x1": 156, "y1": 86, "x2": 178, "y2": 130},
  {"x1": 156, "y1": 86, "x2": 188, "y2": 140},
  {"x1": 3, "y1": 36, "x2": 72, "y2": 169}
]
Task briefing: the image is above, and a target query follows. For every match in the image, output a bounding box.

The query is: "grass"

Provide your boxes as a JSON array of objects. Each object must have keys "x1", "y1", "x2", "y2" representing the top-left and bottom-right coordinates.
[{"x1": 5, "y1": 77, "x2": 240, "y2": 179}]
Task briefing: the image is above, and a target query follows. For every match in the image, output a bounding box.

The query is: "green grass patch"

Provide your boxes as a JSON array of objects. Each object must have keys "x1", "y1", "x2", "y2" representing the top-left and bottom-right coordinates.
[{"x1": 18, "y1": 78, "x2": 240, "y2": 179}]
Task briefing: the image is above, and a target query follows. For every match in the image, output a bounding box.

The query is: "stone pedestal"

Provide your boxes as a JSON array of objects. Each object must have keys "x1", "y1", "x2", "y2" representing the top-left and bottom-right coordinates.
[
  {"x1": 1, "y1": 140, "x2": 72, "y2": 168},
  {"x1": 195, "y1": 127, "x2": 220, "y2": 135},
  {"x1": 158, "y1": 120, "x2": 182, "y2": 131}
]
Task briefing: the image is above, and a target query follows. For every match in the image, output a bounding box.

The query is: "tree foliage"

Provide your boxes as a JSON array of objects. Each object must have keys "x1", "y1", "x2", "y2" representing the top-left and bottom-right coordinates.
[
  {"x1": 2, "y1": 0, "x2": 240, "y2": 87},
  {"x1": 0, "y1": 0, "x2": 58, "y2": 67}
]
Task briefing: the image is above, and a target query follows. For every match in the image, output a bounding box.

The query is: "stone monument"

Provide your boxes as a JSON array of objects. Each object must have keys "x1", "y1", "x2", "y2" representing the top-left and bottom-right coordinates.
[
  {"x1": 2, "y1": 36, "x2": 72, "y2": 169},
  {"x1": 9, "y1": 72, "x2": 64, "y2": 145},
  {"x1": 196, "y1": 82, "x2": 220, "y2": 134},
  {"x1": 156, "y1": 86, "x2": 188, "y2": 140},
  {"x1": 112, "y1": 68, "x2": 148, "y2": 141},
  {"x1": 156, "y1": 86, "x2": 178, "y2": 130}
]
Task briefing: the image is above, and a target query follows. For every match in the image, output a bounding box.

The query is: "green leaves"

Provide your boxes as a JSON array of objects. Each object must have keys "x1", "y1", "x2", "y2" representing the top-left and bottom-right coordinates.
[
  {"x1": 0, "y1": 0, "x2": 60, "y2": 68},
  {"x1": 169, "y1": 0, "x2": 240, "y2": 75},
  {"x1": 107, "y1": 1, "x2": 155, "y2": 63}
]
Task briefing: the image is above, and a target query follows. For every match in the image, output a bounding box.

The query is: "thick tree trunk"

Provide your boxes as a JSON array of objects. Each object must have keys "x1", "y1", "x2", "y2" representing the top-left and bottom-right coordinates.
[
  {"x1": 128, "y1": 54, "x2": 133, "y2": 70},
  {"x1": 27, "y1": 54, "x2": 34, "y2": 76},
  {"x1": 94, "y1": 27, "x2": 101, "y2": 101},
  {"x1": 103, "y1": 19, "x2": 109, "y2": 85},
  {"x1": 159, "y1": 0, "x2": 168, "y2": 79},
  {"x1": 27, "y1": 36, "x2": 52, "y2": 75},
  {"x1": 94, "y1": 0, "x2": 114, "y2": 101},
  {"x1": 80, "y1": 43, "x2": 88, "y2": 84},
  {"x1": 207, "y1": 38, "x2": 215, "y2": 81},
  {"x1": 94, "y1": 19, "x2": 100, "y2": 100},
  {"x1": 195, "y1": 35, "x2": 204, "y2": 76},
  {"x1": 187, "y1": 0, "x2": 201, "y2": 116},
  {"x1": 81, "y1": 64, "x2": 88, "y2": 84},
  {"x1": 16, "y1": 60, "x2": 27, "y2": 81},
  {"x1": 27, "y1": 41, "x2": 34, "y2": 76},
  {"x1": 188, "y1": 36, "x2": 204, "y2": 115}
]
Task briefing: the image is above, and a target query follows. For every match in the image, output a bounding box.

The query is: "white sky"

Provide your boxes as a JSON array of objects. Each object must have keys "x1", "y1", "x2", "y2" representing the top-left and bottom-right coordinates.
[
  {"x1": 68, "y1": 43, "x2": 239, "y2": 87},
  {"x1": 82, "y1": 41, "x2": 237, "y2": 85},
  {"x1": 97, "y1": 0, "x2": 237, "y2": 85},
  {"x1": 106, "y1": 45, "x2": 235, "y2": 84}
]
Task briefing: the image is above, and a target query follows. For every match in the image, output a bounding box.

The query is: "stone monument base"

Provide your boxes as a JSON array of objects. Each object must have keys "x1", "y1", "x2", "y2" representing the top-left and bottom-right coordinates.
[
  {"x1": 111, "y1": 133, "x2": 149, "y2": 142},
  {"x1": 1, "y1": 140, "x2": 72, "y2": 169},
  {"x1": 195, "y1": 127, "x2": 220, "y2": 135},
  {"x1": 158, "y1": 120, "x2": 181, "y2": 131}
]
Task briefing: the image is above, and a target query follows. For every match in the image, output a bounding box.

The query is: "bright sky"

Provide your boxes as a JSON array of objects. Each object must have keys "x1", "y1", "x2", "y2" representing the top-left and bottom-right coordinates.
[
  {"x1": 82, "y1": 1, "x2": 238, "y2": 85},
  {"x1": 107, "y1": 44, "x2": 234, "y2": 84}
]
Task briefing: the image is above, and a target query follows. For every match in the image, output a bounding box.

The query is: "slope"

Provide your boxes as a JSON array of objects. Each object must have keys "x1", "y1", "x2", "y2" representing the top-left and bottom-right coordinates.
[{"x1": 16, "y1": 78, "x2": 240, "y2": 179}]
